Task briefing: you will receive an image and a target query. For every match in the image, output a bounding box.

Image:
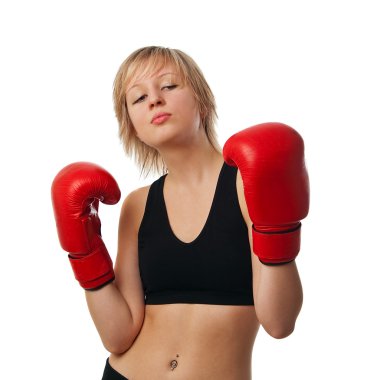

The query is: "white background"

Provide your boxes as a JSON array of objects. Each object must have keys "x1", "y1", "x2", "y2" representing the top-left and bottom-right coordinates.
[{"x1": 1, "y1": 0, "x2": 379, "y2": 379}]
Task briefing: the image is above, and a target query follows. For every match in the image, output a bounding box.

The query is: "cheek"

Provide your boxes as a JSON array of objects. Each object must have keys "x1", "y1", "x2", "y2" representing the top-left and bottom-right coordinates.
[
  {"x1": 177, "y1": 94, "x2": 200, "y2": 119},
  {"x1": 128, "y1": 108, "x2": 145, "y2": 129},
  {"x1": 126, "y1": 112, "x2": 143, "y2": 139}
]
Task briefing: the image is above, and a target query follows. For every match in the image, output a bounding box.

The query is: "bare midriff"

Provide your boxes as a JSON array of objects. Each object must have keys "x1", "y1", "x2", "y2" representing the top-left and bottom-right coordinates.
[{"x1": 109, "y1": 303, "x2": 260, "y2": 380}]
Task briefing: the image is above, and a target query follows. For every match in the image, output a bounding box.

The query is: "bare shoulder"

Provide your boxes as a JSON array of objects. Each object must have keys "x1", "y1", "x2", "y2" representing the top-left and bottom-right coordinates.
[
  {"x1": 119, "y1": 184, "x2": 151, "y2": 233},
  {"x1": 235, "y1": 169, "x2": 252, "y2": 228}
]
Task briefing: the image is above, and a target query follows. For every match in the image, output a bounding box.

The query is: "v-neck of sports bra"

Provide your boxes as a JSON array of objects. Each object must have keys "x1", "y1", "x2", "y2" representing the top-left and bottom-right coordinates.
[{"x1": 161, "y1": 162, "x2": 227, "y2": 246}]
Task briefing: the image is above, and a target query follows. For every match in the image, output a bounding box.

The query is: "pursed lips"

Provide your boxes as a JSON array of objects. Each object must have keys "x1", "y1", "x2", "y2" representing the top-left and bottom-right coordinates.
[{"x1": 151, "y1": 112, "x2": 172, "y2": 125}]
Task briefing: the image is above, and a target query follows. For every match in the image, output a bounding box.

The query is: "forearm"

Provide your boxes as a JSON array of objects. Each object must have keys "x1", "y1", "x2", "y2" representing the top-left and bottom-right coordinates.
[
  {"x1": 253, "y1": 255, "x2": 303, "y2": 338},
  {"x1": 85, "y1": 282, "x2": 137, "y2": 354}
]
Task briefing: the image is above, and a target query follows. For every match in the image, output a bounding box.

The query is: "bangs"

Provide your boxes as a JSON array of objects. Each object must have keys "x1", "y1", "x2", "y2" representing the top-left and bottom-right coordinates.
[{"x1": 124, "y1": 49, "x2": 189, "y2": 93}]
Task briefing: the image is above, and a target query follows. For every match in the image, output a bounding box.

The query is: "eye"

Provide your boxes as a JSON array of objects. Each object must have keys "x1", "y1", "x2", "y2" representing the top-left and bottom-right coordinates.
[
  {"x1": 162, "y1": 84, "x2": 178, "y2": 90},
  {"x1": 132, "y1": 95, "x2": 147, "y2": 105}
]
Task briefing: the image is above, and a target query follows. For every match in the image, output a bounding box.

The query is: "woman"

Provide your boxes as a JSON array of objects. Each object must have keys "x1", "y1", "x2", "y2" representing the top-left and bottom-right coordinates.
[{"x1": 52, "y1": 46, "x2": 308, "y2": 379}]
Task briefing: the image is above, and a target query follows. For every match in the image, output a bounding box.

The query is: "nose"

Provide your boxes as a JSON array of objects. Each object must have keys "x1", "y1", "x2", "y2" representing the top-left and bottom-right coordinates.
[{"x1": 149, "y1": 92, "x2": 164, "y2": 108}]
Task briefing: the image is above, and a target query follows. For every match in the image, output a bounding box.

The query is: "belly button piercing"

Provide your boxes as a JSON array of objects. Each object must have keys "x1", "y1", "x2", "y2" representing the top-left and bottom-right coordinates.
[{"x1": 170, "y1": 354, "x2": 180, "y2": 370}]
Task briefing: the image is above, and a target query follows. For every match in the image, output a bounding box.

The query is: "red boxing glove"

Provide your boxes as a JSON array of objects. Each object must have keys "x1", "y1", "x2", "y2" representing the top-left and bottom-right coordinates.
[
  {"x1": 223, "y1": 122, "x2": 309, "y2": 265},
  {"x1": 51, "y1": 162, "x2": 121, "y2": 289}
]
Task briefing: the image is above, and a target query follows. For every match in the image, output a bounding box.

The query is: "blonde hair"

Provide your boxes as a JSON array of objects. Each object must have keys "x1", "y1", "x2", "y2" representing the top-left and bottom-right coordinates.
[{"x1": 113, "y1": 46, "x2": 221, "y2": 178}]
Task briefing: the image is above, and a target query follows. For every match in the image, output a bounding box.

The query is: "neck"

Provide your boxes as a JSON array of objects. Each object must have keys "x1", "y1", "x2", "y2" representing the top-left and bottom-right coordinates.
[{"x1": 158, "y1": 139, "x2": 224, "y2": 187}]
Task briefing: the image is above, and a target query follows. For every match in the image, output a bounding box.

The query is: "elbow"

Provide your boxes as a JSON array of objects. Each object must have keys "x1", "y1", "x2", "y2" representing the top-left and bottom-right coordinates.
[
  {"x1": 104, "y1": 340, "x2": 131, "y2": 355},
  {"x1": 102, "y1": 334, "x2": 134, "y2": 355},
  {"x1": 108, "y1": 347, "x2": 129, "y2": 354},
  {"x1": 262, "y1": 323, "x2": 295, "y2": 339},
  {"x1": 102, "y1": 319, "x2": 143, "y2": 354},
  {"x1": 106, "y1": 344, "x2": 129, "y2": 355}
]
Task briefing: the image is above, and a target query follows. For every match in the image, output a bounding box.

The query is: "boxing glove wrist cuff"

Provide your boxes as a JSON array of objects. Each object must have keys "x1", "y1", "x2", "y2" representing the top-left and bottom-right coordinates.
[
  {"x1": 259, "y1": 258, "x2": 295, "y2": 266},
  {"x1": 252, "y1": 223, "x2": 301, "y2": 265},
  {"x1": 69, "y1": 244, "x2": 115, "y2": 290}
]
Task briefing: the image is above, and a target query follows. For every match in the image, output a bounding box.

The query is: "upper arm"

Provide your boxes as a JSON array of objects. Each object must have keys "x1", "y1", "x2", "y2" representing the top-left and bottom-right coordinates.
[
  {"x1": 236, "y1": 169, "x2": 262, "y2": 299},
  {"x1": 113, "y1": 186, "x2": 150, "y2": 336}
]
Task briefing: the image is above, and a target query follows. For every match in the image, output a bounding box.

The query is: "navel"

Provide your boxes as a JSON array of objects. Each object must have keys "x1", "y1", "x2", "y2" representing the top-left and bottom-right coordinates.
[{"x1": 169, "y1": 354, "x2": 180, "y2": 370}]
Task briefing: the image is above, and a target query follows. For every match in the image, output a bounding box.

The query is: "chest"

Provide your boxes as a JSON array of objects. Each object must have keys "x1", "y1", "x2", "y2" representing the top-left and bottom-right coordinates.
[{"x1": 163, "y1": 186, "x2": 215, "y2": 244}]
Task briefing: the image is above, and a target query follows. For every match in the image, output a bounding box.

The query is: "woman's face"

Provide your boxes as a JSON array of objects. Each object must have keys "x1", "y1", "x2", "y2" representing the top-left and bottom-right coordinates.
[{"x1": 126, "y1": 63, "x2": 202, "y2": 150}]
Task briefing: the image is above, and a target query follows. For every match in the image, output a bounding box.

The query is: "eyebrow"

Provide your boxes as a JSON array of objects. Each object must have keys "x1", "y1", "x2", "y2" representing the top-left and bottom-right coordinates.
[{"x1": 127, "y1": 72, "x2": 179, "y2": 92}]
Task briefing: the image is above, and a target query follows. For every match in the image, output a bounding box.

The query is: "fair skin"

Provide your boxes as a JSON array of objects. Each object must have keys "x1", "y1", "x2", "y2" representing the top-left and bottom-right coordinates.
[{"x1": 85, "y1": 63, "x2": 303, "y2": 379}]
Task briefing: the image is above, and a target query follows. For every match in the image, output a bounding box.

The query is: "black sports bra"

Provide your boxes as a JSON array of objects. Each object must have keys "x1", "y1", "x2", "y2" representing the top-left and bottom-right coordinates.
[{"x1": 138, "y1": 162, "x2": 254, "y2": 305}]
